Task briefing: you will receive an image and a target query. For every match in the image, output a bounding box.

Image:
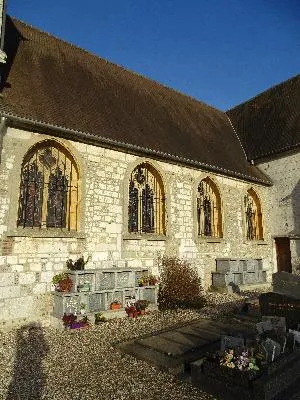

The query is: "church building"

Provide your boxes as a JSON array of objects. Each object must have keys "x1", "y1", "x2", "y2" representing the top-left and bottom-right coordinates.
[{"x1": 0, "y1": 1, "x2": 299, "y2": 327}]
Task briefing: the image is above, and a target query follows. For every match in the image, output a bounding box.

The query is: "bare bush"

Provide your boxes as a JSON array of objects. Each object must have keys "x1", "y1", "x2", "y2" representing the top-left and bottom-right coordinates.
[{"x1": 157, "y1": 256, "x2": 206, "y2": 310}]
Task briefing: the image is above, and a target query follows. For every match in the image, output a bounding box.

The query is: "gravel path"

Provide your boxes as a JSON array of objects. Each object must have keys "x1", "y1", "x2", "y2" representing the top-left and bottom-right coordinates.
[{"x1": 0, "y1": 291, "x2": 261, "y2": 400}]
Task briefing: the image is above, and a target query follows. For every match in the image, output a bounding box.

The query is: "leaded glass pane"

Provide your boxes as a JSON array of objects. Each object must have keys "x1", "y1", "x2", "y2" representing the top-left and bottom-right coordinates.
[
  {"x1": 17, "y1": 141, "x2": 79, "y2": 230},
  {"x1": 128, "y1": 163, "x2": 165, "y2": 235},
  {"x1": 197, "y1": 178, "x2": 222, "y2": 238}
]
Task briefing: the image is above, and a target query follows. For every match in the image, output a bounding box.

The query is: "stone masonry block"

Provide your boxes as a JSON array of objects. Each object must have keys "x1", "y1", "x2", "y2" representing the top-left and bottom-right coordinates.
[
  {"x1": 0, "y1": 301, "x2": 9, "y2": 321},
  {"x1": 0, "y1": 286, "x2": 22, "y2": 299},
  {"x1": 0, "y1": 272, "x2": 15, "y2": 286},
  {"x1": 106, "y1": 223, "x2": 122, "y2": 234},
  {"x1": 92, "y1": 252, "x2": 108, "y2": 261},
  {"x1": 9, "y1": 296, "x2": 35, "y2": 319},
  {"x1": 40, "y1": 271, "x2": 55, "y2": 283},
  {"x1": 18, "y1": 272, "x2": 36, "y2": 285},
  {"x1": 6, "y1": 255, "x2": 18, "y2": 265},
  {"x1": 32, "y1": 283, "x2": 47, "y2": 295},
  {"x1": 30, "y1": 263, "x2": 43, "y2": 272},
  {"x1": 10, "y1": 264, "x2": 24, "y2": 272}
]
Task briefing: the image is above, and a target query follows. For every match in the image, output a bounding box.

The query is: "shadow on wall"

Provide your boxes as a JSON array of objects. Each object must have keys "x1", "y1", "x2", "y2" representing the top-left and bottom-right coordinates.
[
  {"x1": 0, "y1": 123, "x2": 7, "y2": 164},
  {"x1": 282, "y1": 179, "x2": 300, "y2": 271},
  {"x1": 6, "y1": 322, "x2": 49, "y2": 400},
  {"x1": 290, "y1": 180, "x2": 300, "y2": 270}
]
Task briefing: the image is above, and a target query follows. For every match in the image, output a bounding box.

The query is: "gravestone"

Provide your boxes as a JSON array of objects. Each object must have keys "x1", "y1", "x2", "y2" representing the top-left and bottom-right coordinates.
[
  {"x1": 261, "y1": 337, "x2": 281, "y2": 362},
  {"x1": 289, "y1": 329, "x2": 300, "y2": 344}
]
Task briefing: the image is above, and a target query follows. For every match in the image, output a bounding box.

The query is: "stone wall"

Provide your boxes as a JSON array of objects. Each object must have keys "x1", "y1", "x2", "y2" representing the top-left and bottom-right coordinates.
[
  {"x1": 0, "y1": 126, "x2": 273, "y2": 327},
  {"x1": 258, "y1": 151, "x2": 300, "y2": 273}
]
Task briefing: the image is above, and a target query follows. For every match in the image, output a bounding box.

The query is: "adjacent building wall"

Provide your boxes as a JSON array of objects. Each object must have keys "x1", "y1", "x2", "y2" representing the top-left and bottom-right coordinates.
[
  {"x1": 258, "y1": 151, "x2": 300, "y2": 273},
  {"x1": 0, "y1": 126, "x2": 273, "y2": 327}
]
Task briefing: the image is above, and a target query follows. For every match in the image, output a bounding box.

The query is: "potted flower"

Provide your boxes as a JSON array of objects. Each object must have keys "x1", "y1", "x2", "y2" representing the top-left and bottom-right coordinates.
[
  {"x1": 52, "y1": 273, "x2": 73, "y2": 292},
  {"x1": 110, "y1": 300, "x2": 122, "y2": 311},
  {"x1": 95, "y1": 313, "x2": 106, "y2": 324},
  {"x1": 62, "y1": 313, "x2": 90, "y2": 329},
  {"x1": 148, "y1": 275, "x2": 159, "y2": 286},
  {"x1": 66, "y1": 256, "x2": 90, "y2": 271},
  {"x1": 125, "y1": 305, "x2": 138, "y2": 319},
  {"x1": 138, "y1": 275, "x2": 149, "y2": 287},
  {"x1": 62, "y1": 313, "x2": 77, "y2": 328},
  {"x1": 135, "y1": 299, "x2": 150, "y2": 315},
  {"x1": 203, "y1": 347, "x2": 262, "y2": 388}
]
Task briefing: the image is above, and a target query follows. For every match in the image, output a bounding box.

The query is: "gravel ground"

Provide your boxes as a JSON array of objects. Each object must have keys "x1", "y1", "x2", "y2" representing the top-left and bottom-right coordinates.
[{"x1": 0, "y1": 291, "x2": 263, "y2": 400}]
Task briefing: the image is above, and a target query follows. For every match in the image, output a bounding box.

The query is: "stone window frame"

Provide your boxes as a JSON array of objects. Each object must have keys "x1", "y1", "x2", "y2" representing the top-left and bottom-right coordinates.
[
  {"x1": 122, "y1": 158, "x2": 168, "y2": 241},
  {"x1": 6, "y1": 135, "x2": 86, "y2": 239},
  {"x1": 193, "y1": 174, "x2": 224, "y2": 243},
  {"x1": 243, "y1": 186, "x2": 265, "y2": 243}
]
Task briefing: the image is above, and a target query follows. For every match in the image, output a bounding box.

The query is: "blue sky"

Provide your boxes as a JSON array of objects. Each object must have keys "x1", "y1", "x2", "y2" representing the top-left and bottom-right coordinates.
[{"x1": 8, "y1": 0, "x2": 300, "y2": 110}]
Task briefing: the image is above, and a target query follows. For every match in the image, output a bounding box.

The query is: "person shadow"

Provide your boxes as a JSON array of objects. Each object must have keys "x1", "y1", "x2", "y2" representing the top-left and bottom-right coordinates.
[{"x1": 6, "y1": 322, "x2": 49, "y2": 400}]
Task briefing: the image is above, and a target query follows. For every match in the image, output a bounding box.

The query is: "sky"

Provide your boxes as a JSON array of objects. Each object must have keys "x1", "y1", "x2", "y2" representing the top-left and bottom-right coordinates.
[{"x1": 7, "y1": 0, "x2": 300, "y2": 111}]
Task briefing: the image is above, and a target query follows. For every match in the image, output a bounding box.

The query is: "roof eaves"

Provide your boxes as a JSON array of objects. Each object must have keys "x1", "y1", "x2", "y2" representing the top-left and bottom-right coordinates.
[
  {"x1": 251, "y1": 142, "x2": 300, "y2": 162},
  {"x1": 0, "y1": 110, "x2": 273, "y2": 185}
]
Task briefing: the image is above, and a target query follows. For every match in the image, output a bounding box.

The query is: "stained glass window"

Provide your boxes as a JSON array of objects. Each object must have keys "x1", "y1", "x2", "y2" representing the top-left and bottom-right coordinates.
[
  {"x1": 244, "y1": 188, "x2": 263, "y2": 240},
  {"x1": 128, "y1": 163, "x2": 165, "y2": 235},
  {"x1": 17, "y1": 141, "x2": 79, "y2": 230},
  {"x1": 197, "y1": 177, "x2": 223, "y2": 238}
]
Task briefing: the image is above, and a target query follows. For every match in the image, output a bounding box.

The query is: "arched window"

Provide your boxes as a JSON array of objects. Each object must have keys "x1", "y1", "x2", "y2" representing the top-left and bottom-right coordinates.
[
  {"x1": 244, "y1": 188, "x2": 263, "y2": 240},
  {"x1": 128, "y1": 163, "x2": 165, "y2": 235},
  {"x1": 197, "y1": 177, "x2": 223, "y2": 238},
  {"x1": 17, "y1": 141, "x2": 79, "y2": 230}
]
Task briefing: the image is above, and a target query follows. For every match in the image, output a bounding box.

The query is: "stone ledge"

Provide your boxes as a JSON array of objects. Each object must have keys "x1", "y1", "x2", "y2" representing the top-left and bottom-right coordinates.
[
  {"x1": 5, "y1": 229, "x2": 86, "y2": 239},
  {"x1": 122, "y1": 233, "x2": 167, "y2": 241}
]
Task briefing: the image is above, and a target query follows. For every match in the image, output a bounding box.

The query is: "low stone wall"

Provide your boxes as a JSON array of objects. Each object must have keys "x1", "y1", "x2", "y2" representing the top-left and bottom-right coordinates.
[{"x1": 272, "y1": 272, "x2": 300, "y2": 299}]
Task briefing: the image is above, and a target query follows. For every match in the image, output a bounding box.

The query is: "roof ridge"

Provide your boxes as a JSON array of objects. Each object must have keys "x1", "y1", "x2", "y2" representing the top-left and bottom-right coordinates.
[
  {"x1": 227, "y1": 74, "x2": 300, "y2": 112},
  {"x1": 10, "y1": 15, "x2": 223, "y2": 116}
]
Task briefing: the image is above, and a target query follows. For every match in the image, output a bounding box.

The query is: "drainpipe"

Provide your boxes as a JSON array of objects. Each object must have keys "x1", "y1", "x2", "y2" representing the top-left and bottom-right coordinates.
[{"x1": 0, "y1": 115, "x2": 6, "y2": 163}]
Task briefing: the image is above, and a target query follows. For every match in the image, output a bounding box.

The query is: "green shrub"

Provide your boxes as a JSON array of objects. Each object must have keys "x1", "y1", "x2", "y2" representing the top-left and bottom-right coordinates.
[{"x1": 157, "y1": 256, "x2": 206, "y2": 310}]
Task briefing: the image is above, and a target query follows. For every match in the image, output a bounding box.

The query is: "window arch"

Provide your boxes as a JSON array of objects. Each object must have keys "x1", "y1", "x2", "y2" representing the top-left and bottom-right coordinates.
[
  {"x1": 128, "y1": 163, "x2": 166, "y2": 235},
  {"x1": 197, "y1": 177, "x2": 223, "y2": 238},
  {"x1": 17, "y1": 141, "x2": 79, "y2": 230},
  {"x1": 244, "y1": 188, "x2": 263, "y2": 240}
]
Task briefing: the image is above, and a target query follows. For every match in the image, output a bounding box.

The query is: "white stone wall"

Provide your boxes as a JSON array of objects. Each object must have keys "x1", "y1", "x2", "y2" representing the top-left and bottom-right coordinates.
[
  {"x1": 0, "y1": 127, "x2": 273, "y2": 327},
  {"x1": 258, "y1": 151, "x2": 300, "y2": 272}
]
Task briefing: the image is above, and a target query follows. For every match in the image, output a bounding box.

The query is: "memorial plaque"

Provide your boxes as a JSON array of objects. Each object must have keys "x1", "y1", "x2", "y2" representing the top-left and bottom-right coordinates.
[
  {"x1": 262, "y1": 316, "x2": 286, "y2": 334},
  {"x1": 243, "y1": 271, "x2": 257, "y2": 284},
  {"x1": 256, "y1": 320, "x2": 273, "y2": 334},
  {"x1": 97, "y1": 272, "x2": 115, "y2": 290},
  {"x1": 116, "y1": 271, "x2": 131, "y2": 288},
  {"x1": 220, "y1": 335, "x2": 244, "y2": 351},
  {"x1": 89, "y1": 293, "x2": 102, "y2": 312}
]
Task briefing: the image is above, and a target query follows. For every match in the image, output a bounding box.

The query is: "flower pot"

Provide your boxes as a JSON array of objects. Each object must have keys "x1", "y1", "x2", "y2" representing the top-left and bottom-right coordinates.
[
  {"x1": 70, "y1": 322, "x2": 85, "y2": 329},
  {"x1": 110, "y1": 303, "x2": 121, "y2": 311},
  {"x1": 128, "y1": 312, "x2": 134, "y2": 318}
]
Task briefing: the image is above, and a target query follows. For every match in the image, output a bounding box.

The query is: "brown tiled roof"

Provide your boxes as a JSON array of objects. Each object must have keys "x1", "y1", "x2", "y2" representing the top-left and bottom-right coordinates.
[
  {"x1": 227, "y1": 75, "x2": 300, "y2": 161},
  {"x1": 0, "y1": 17, "x2": 270, "y2": 184}
]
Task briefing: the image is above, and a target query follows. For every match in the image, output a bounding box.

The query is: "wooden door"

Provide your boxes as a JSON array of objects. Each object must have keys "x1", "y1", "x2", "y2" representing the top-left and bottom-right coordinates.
[{"x1": 275, "y1": 237, "x2": 292, "y2": 273}]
